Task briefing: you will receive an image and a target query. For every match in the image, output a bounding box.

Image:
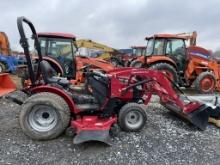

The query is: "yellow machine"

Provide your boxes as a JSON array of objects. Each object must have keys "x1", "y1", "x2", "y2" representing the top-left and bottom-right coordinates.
[{"x1": 76, "y1": 39, "x2": 118, "y2": 60}]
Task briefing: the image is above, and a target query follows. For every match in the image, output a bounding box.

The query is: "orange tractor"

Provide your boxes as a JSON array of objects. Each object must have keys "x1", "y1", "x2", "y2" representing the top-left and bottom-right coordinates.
[{"x1": 130, "y1": 31, "x2": 220, "y2": 93}]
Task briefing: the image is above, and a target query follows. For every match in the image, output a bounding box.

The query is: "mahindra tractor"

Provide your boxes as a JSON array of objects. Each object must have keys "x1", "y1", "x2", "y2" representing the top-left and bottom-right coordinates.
[
  {"x1": 130, "y1": 32, "x2": 220, "y2": 94},
  {"x1": 15, "y1": 17, "x2": 220, "y2": 145}
]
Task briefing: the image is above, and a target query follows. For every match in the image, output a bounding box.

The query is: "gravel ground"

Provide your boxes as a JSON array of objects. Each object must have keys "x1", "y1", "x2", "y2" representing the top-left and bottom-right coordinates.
[{"x1": 1, "y1": 96, "x2": 220, "y2": 165}]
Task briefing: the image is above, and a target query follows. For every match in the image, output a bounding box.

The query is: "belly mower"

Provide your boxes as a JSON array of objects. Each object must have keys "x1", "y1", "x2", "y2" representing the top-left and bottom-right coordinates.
[{"x1": 15, "y1": 16, "x2": 220, "y2": 145}]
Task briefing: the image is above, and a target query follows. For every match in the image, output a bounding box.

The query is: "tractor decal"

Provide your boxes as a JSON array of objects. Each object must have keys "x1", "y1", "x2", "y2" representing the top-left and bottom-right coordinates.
[{"x1": 190, "y1": 51, "x2": 210, "y2": 59}]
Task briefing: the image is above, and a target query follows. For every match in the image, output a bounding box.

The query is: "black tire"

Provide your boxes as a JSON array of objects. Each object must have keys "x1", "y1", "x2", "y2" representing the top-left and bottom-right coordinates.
[
  {"x1": 194, "y1": 71, "x2": 216, "y2": 94},
  {"x1": 0, "y1": 62, "x2": 6, "y2": 73},
  {"x1": 65, "y1": 126, "x2": 76, "y2": 137},
  {"x1": 130, "y1": 60, "x2": 142, "y2": 68},
  {"x1": 149, "y1": 63, "x2": 178, "y2": 83},
  {"x1": 20, "y1": 92, "x2": 70, "y2": 140},
  {"x1": 109, "y1": 124, "x2": 120, "y2": 137},
  {"x1": 118, "y1": 103, "x2": 147, "y2": 132}
]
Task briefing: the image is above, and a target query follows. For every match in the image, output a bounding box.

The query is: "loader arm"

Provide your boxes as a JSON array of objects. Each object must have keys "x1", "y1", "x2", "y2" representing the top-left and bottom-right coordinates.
[{"x1": 112, "y1": 68, "x2": 212, "y2": 130}]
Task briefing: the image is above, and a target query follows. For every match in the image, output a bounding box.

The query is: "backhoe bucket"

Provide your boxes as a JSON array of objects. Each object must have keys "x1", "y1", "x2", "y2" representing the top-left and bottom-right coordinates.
[{"x1": 0, "y1": 73, "x2": 16, "y2": 97}]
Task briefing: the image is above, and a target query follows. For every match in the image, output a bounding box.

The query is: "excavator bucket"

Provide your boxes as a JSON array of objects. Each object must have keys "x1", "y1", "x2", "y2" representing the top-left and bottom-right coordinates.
[{"x1": 0, "y1": 73, "x2": 16, "y2": 97}]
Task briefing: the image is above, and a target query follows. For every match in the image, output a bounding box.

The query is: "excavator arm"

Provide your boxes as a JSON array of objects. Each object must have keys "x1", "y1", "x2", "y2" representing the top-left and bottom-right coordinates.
[
  {"x1": 76, "y1": 39, "x2": 117, "y2": 52},
  {"x1": 176, "y1": 31, "x2": 197, "y2": 46},
  {"x1": 76, "y1": 39, "x2": 120, "y2": 59}
]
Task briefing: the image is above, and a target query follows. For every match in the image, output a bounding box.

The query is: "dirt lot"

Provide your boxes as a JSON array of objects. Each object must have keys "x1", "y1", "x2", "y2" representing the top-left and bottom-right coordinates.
[{"x1": 1, "y1": 95, "x2": 220, "y2": 165}]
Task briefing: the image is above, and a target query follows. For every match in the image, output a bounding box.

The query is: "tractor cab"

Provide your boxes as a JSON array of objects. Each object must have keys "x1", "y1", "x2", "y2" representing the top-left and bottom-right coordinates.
[
  {"x1": 132, "y1": 46, "x2": 146, "y2": 57},
  {"x1": 145, "y1": 34, "x2": 187, "y2": 72},
  {"x1": 37, "y1": 33, "x2": 77, "y2": 79}
]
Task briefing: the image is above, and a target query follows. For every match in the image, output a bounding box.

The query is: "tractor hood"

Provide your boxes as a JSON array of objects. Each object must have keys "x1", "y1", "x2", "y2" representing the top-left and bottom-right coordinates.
[{"x1": 187, "y1": 46, "x2": 212, "y2": 60}]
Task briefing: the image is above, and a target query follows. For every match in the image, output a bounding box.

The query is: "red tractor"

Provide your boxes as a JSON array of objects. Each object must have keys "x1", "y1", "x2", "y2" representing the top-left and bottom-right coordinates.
[{"x1": 16, "y1": 17, "x2": 220, "y2": 145}]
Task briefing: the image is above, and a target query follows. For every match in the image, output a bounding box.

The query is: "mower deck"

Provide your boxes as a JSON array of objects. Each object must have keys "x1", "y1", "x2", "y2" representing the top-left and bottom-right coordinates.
[{"x1": 71, "y1": 116, "x2": 117, "y2": 144}]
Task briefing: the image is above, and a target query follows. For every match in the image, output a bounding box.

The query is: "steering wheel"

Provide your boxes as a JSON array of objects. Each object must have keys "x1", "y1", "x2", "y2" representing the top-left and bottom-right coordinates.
[{"x1": 78, "y1": 64, "x2": 92, "y2": 72}]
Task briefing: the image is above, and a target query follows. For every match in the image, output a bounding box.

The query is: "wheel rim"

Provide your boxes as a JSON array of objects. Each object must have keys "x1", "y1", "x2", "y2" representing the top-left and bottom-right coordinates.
[
  {"x1": 200, "y1": 76, "x2": 215, "y2": 93},
  {"x1": 28, "y1": 105, "x2": 58, "y2": 132},
  {"x1": 125, "y1": 110, "x2": 143, "y2": 129}
]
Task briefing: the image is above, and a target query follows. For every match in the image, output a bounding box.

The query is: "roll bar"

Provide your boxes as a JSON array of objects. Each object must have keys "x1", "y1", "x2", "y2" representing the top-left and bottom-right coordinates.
[{"x1": 17, "y1": 16, "x2": 42, "y2": 85}]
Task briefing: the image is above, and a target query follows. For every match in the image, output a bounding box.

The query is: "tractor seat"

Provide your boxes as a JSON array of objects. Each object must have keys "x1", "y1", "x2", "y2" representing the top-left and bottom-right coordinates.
[
  {"x1": 40, "y1": 60, "x2": 70, "y2": 88},
  {"x1": 71, "y1": 93, "x2": 98, "y2": 105}
]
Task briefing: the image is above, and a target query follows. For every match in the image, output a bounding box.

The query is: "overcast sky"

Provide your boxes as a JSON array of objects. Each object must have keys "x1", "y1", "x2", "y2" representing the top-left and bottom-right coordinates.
[{"x1": 1, "y1": 0, "x2": 220, "y2": 51}]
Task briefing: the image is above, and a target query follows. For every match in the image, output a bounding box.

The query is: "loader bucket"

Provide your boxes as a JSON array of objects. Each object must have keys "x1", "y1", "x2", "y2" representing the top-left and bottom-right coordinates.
[
  {"x1": 163, "y1": 103, "x2": 209, "y2": 130},
  {"x1": 187, "y1": 105, "x2": 210, "y2": 130},
  {"x1": 0, "y1": 73, "x2": 16, "y2": 97}
]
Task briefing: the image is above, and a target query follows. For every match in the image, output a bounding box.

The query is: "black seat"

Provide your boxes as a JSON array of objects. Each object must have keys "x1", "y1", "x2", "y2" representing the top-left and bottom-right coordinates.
[
  {"x1": 71, "y1": 93, "x2": 98, "y2": 104},
  {"x1": 40, "y1": 60, "x2": 70, "y2": 87}
]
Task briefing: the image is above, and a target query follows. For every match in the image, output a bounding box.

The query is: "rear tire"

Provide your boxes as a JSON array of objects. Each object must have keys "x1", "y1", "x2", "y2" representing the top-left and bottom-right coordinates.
[
  {"x1": 118, "y1": 103, "x2": 147, "y2": 132},
  {"x1": 149, "y1": 62, "x2": 178, "y2": 83},
  {"x1": 194, "y1": 71, "x2": 216, "y2": 94},
  {"x1": 20, "y1": 92, "x2": 70, "y2": 140}
]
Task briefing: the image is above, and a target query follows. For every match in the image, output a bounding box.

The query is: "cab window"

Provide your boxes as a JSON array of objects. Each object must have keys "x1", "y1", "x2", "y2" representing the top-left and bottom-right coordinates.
[
  {"x1": 166, "y1": 39, "x2": 185, "y2": 56},
  {"x1": 154, "y1": 39, "x2": 165, "y2": 55}
]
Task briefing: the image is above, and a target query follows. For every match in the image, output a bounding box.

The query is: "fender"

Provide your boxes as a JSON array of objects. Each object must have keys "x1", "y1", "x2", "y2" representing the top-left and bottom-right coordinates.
[
  {"x1": 131, "y1": 55, "x2": 177, "y2": 69},
  {"x1": 33, "y1": 56, "x2": 64, "y2": 76},
  {"x1": 146, "y1": 55, "x2": 177, "y2": 68},
  {"x1": 30, "y1": 85, "x2": 80, "y2": 114}
]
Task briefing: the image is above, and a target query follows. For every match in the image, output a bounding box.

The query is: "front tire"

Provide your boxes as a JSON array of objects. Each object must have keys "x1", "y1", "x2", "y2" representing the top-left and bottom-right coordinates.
[
  {"x1": 118, "y1": 103, "x2": 147, "y2": 132},
  {"x1": 20, "y1": 92, "x2": 70, "y2": 140},
  {"x1": 194, "y1": 71, "x2": 216, "y2": 94}
]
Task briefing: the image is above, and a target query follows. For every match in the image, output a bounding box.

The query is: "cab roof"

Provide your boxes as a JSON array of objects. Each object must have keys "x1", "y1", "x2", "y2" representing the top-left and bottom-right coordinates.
[
  {"x1": 145, "y1": 34, "x2": 188, "y2": 40},
  {"x1": 131, "y1": 46, "x2": 146, "y2": 49},
  {"x1": 37, "y1": 32, "x2": 76, "y2": 39}
]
